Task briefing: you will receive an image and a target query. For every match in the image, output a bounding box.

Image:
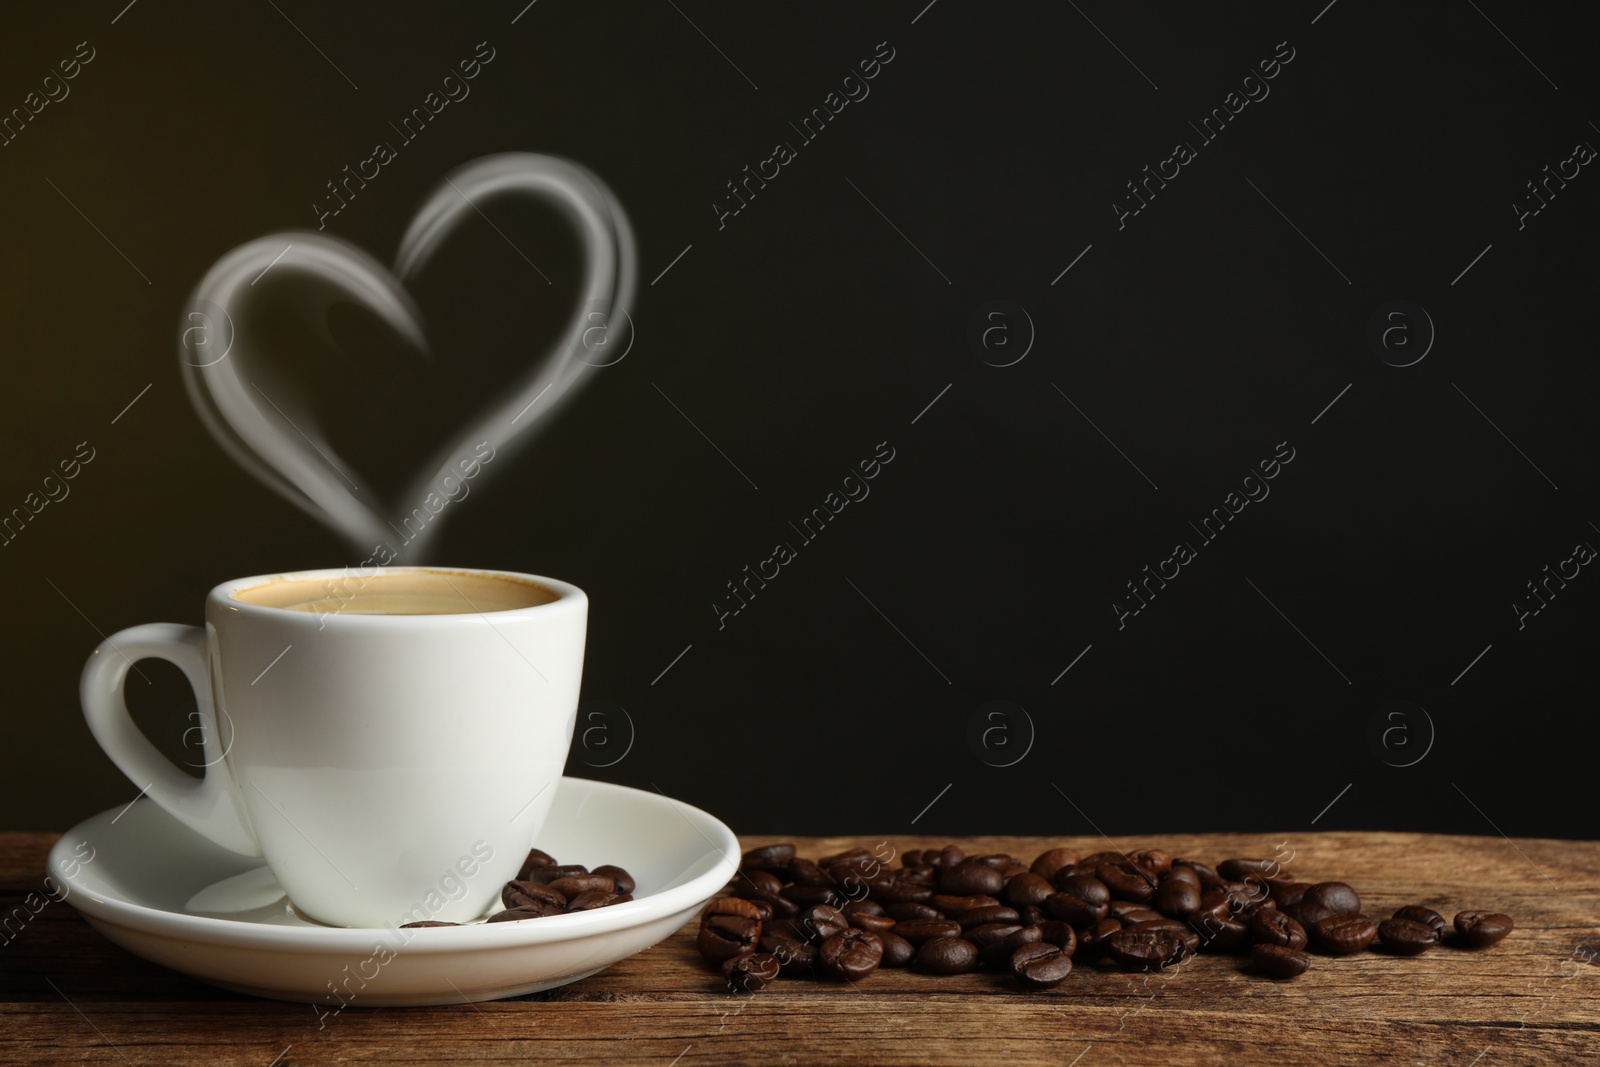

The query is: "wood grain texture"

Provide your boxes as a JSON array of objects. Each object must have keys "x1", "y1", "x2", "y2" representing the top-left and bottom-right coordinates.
[{"x1": 3, "y1": 831, "x2": 1598, "y2": 1066}]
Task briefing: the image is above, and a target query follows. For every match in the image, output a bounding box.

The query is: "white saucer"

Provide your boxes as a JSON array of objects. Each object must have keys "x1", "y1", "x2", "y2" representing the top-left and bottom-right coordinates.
[{"x1": 47, "y1": 777, "x2": 738, "y2": 1006}]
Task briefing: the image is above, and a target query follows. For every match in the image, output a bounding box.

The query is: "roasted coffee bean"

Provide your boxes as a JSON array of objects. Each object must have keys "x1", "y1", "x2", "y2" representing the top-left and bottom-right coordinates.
[
  {"x1": 850, "y1": 912, "x2": 898, "y2": 935},
  {"x1": 917, "y1": 936, "x2": 980, "y2": 974},
  {"x1": 742, "y1": 844, "x2": 796, "y2": 872},
  {"x1": 782, "y1": 884, "x2": 844, "y2": 908},
  {"x1": 971, "y1": 853, "x2": 1016, "y2": 870},
  {"x1": 965, "y1": 922, "x2": 1024, "y2": 952},
  {"x1": 1194, "y1": 887, "x2": 1237, "y2": 923},
  {"x1": 1049, "y1": 873, "x2": 1110, "y2": 918},
  {"x1": 503, "y1": 880, "x2": 567, "y2": 911},
  {"x1": 1077, "y1": 918, "x2": 1123, "y2": 959},
  {"x1": 1005, "y1": 872, "x2": 1056, "y2": 909},
  {"x1": 1030, "y1": 848, "x2": 1079, "y2": 881},
  {"x1": 872, "y1": 881, "x2": 935, "y2": 905},
  {"x1": 899, "y1": 864, "x2": 938, "y2": 887},
  {"x1": 1378, "y1": 918, "x2": 1439, "y2": 955},
  {"x1": 1042, "y1": 895, "x2": 1100, "y2": 927},
  {"x1": 516, "y1": 849, "x2": 559, "y2": 878},
  {"x1": 723, "y1": 951, "x2": 781, "y2": 992},
  {"x1": 591, "y1": 865, "x2": 635, "y2": 895},
  {"x1": 931, "y1": 894, "x2": 1001, "y2": 918},
  {"x1": 979, "y1": 925, "x2": 1043, "y2": 969},
  {"x1": 489, "y1": 904, "x2": 561, "y2": 923},
  {"x1": 894, "y1": 918, "x2": 964, "y2": 945},
  {"x1": 1106, "y1": 925, "x2": 1189, "y2": 970},
  {"x1": 704, "y1": 896, "x2": 766, "y2": 922},
  {"x1": 1251, "y1": 909, "x2": 1308, "y2": 950},
  {"x1": 1130, "y1": 849, "x2": 1173, "y2": 877},
  {"x1": 900, "y1": 849, "x2": 928, "y2": 867},
  {"x1": 568, "y1": 890, "x2": 630, "y2": 911},
  {"x1": 794, "y1": 904, "x2": 850, "y2": 942},
  {"x1": 401, "y1": 920, "x2": 458, "y2": 928},
  {"x1": 931, "y1": 845, "x2": 966, "y2": 869},
  {"x1": 940, "y1": 861, "x2": 1006, "y2": 897},
  {"x1": 520, "y1": 864, "x2": 588, "y2": 884},
  {"x1": 550, "y1": 874, "x2": 616, "y2": 900},
  {"x1": 1126, "y1": 919, "x2": 1200, "y2": 956},
  {"x1": 732, "y1": 869, "x2": 783, "y2": 901},
  {"x1": 821, "y1": 848, "x2": 874, "y2": 868},
  {"x1": 842, "y1": 898, "x2": 885, "y2": 918},
  {"x1": 1304, "y1": 882, "x2": 1361, "y2": 916},
  {"x1": 786, "y1": 858, "x2": 833, "y2": 886},
  {"x1": 1272, "y1": 881, "x2": 1311, "y2": 906},
  {"x1": 1078, "y1": 850, "x2": 1124, "y2": 869},
  {"x1": 1011, "y1": 941, "x2": 1074, "y2": 988},
  {"x1": 1096, "y1": 861, "x2": 1157, "y2": 903},
  {"x1": 1109, "y1": 902, "x2": 1163, "y2": 925},
  {"x1": 1173, "y1": 858, "x2": 1224, "y2": 887},
  {"x1": 959, "y1": 904, "x2": 1022, "y2": 929},
  {"x1": 698, "y1": 913, "x2": 761, "y2": 961},
  {"x1": 759, "y1": 931, "x2": 815, "y2": 974},
  {"x1": 1310, "y1": 912, "x2": 1377, "y2": 955},
  {"x1": 1392, "y1": 905, "x2": 1446, "y2": 936},
  {"x1": 1154, "y1": 878, "x2": 1203, "y2": 917},
  {"x1": 886, "y1": 902, "x2": 942, "y2": 922},
  {"x1": 1454, "y1": 911, "x2": 1514, "y2": 948},
  {"x1": 1018, "y1": 904, "x2": 1047, "y2": 927},
  {"x1": 878, "y1": 931, "x2": 915, "y2": 967},
  {"x1": 1218, "y1": 857, "x2": 1283, "y2": 881},
  {"x1": 817, "y1": 929, "x2": 883, "y2": 980},
  {"x1": 1165, "y1": 864, "x2": 1202, "y2": 887},
  {"x1": 1037, "y1": 920, "x2": 1077, "y2": 955},
  {"x1": 1252, "y1": 942, "x2": 1310, "y2": 978},
  {"x1": 1191, "y1": 914, "x2": 1251, "y2": 953},
  {"x1": 1283, "y1": 900, "x2": 1334, "y2": 928}
]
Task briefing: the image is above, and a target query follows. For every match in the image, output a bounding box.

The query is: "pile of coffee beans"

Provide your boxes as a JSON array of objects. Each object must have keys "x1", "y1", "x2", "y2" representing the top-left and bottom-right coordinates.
[
  {"x1": 401, "y1": 848, "x2": 636, "y2": 926},
  {"x1": 694, "y1": 842, "x2": 1514, "y2": 992}
]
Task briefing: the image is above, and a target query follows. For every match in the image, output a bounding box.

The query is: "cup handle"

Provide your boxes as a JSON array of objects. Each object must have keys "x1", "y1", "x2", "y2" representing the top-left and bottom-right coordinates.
[{"x1": 80, "y1": 623, "x2": 260, "y2": 856}]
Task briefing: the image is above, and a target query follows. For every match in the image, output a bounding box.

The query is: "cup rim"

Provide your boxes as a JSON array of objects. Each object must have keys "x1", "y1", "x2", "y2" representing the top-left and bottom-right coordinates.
[{"x1": 210, "y1": 566, "x2": 585, "y2": 625}]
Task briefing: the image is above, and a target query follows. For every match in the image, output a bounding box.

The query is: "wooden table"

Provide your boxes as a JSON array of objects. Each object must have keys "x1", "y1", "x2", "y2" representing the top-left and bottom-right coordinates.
[{"x1": 3, "y1": 831, "x2": 1597, "y2": 1065}]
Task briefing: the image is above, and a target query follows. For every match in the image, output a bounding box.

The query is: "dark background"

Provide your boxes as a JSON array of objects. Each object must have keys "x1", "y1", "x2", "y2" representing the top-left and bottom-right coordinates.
[{"x1": 2, "y1": 1, "x2": 1595, "y2": 841}]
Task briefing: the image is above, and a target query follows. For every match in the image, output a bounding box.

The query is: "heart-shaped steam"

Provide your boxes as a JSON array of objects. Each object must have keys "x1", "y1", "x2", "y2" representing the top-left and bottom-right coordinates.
[{"x1": 179, "y1": 153, "x2": 636, "y2": 561}]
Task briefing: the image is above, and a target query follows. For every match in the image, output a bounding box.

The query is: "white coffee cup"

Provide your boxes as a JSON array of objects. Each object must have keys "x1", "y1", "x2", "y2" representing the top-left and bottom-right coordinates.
[{"x1": 80, "y1": 566, "x2": 586, "y2": 928}]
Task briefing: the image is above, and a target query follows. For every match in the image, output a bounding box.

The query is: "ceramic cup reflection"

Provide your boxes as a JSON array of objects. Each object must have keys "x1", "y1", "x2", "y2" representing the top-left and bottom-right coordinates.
[{"x1": 79, "y1": 567, "x2": 586, "y2": 928}]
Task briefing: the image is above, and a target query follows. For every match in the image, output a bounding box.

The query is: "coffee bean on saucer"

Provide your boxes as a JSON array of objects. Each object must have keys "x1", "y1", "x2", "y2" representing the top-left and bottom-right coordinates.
[
  {"x1": 517, "y1": 849, "x2": 559, "y2": 879},
  {"x1": 817, "y1": 929, "x2": 883, "y2": 980},
  {"x1": 550, "y1": 875, "x2": 616, "y2": 900},
  {"x1": 568, "y1": 890, "x2": 631, "y2": 912},
  {"x1": 1304, "y1": 882, "x2": 1361, "y2": 916},
  {"x1": 878, "y1": 931, "x2": 915, "y2": 968},
  {"x1": 1011, "y1": 941, "x2": 1073, "y2": 988},
  {"x1": 698, "y1": 913, "x2": 761, "y2": 961},
  {"x1": 917, "y1": 936, "x2": 979, "y2": 974},
  {"x1": 400, "y1": 920, "x2": 458, "y2": 928},
  {"x1": 1378, "y1": 918, "x2": 1439, "y2": 955},
  {"x1": 503, "y1": 880, "x2": 567, "y2": 911},
  {"x1": 1252, "y1": 943, "x2": 1310, "y2": 978},
  {"x1": 1392, "y1": 905, "x2": 1446, "y2": 936},
  {"x1": 489, "y1": 905, "x2": 560, "y2": 923},
  {"x1": 1250, "y1": 910, "x2": 1308, "y2": 950},
  {"x1": 742, "y1": 844, "x2": 796, "y2": 873},
  {"x1": 1310, "y1": 912, "x2": 1377, "y2": 955},
  {"x1": 592, "y1": 865, "x2": 636, "y2": 895},
  {"x1": 723, "y1": 951, "x2": 782, "y2": 993},
  {"x1": 521, "y1": 864, "x2": 590, "y2": 885},
  {"x1": 1454, "y1": 911, "x2": 1514, "y2": 948}
]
